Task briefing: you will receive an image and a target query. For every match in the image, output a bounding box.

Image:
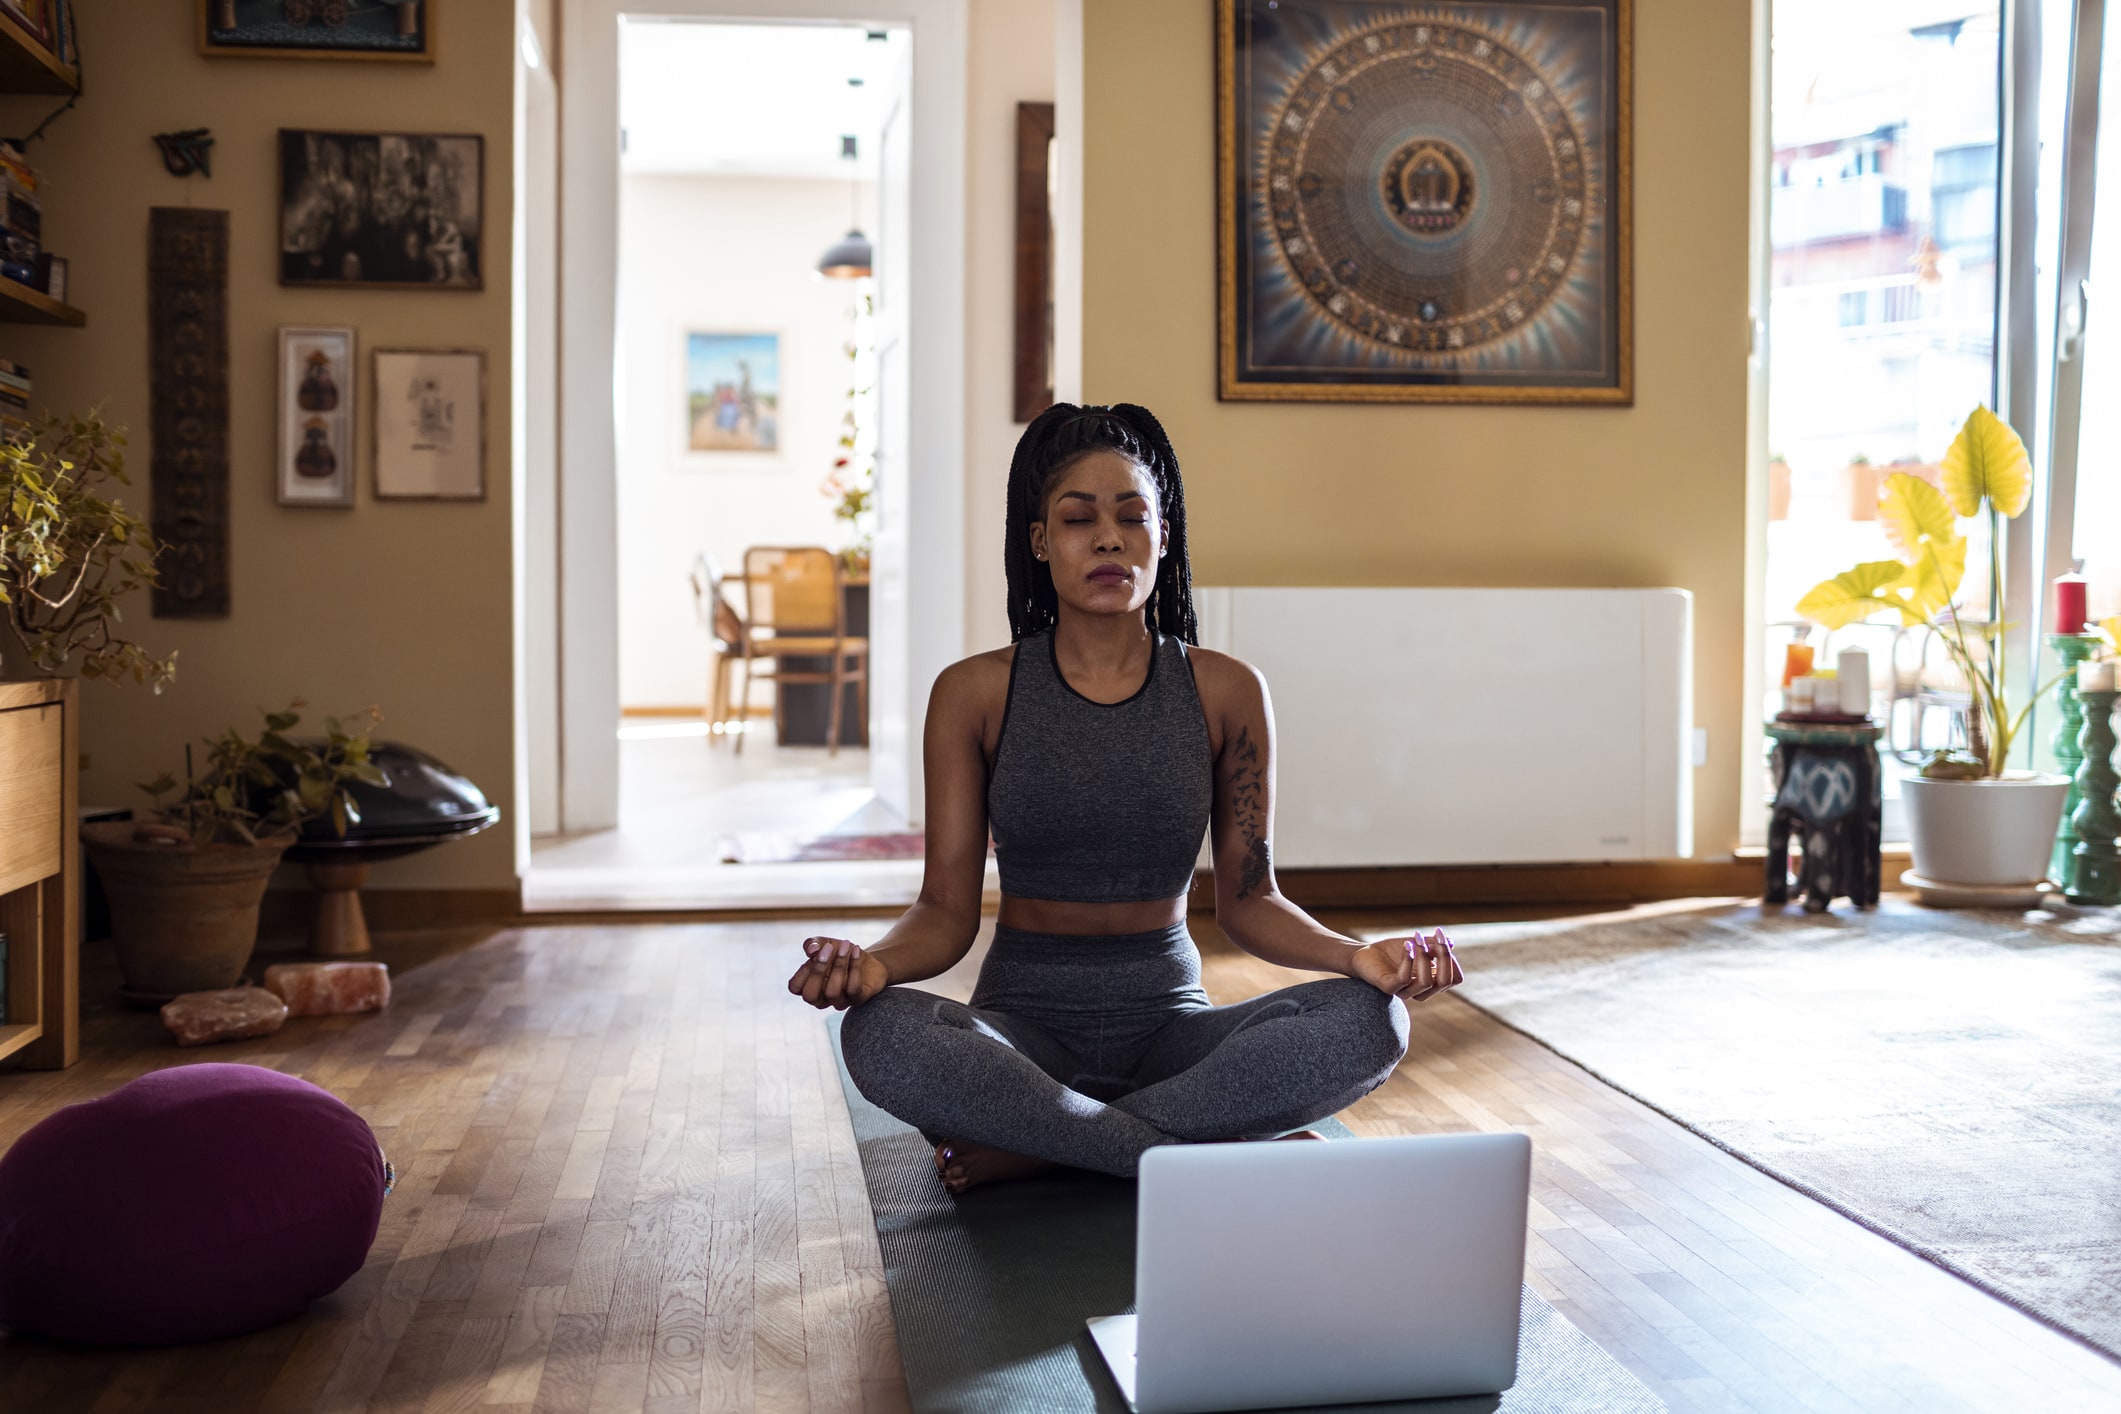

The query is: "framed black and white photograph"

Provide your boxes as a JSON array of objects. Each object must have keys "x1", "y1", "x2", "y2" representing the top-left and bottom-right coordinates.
[
  {"x1": 1217, "y1": 0, "x2": 1632, "y2": 404},
  {"x1": 277, "y1": 325, "x2": 356, "y2": 507},
  {"x1": 201, "y1": 1, "x2": 434, "y2": 63},
  {"x1": 373, "y1": 347, "x2": 485, "y2": 501},
  {"x1": 279, "y1": 129, "x2": 482, "y2": 289}
]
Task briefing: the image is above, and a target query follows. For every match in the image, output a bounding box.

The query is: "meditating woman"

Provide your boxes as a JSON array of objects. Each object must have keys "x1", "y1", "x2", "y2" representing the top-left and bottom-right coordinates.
[{"x1": 789, "y1": 402, "x2": 1463, "y2": 1193}]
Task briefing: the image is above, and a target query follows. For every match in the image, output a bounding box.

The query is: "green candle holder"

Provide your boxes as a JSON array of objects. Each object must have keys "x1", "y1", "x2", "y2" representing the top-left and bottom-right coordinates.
[
  {"x1": 2068, "y1": 687, "x2": 2121, "y2": 906},
  {"x1": 2047, "y1": 632, "x2": 2106, "y2": 892}
]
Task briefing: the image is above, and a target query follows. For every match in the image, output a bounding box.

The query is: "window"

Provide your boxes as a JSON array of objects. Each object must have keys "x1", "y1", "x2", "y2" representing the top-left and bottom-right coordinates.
[{"x1": 1762, "y1": 0, "x2": 2005, "y2": 837}]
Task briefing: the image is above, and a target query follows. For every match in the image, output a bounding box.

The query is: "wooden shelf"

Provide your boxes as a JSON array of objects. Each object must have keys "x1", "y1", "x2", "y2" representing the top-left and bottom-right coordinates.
[
  {"x1": 0, "y1": 1020, "x2": 41, "y2": 1062},
  {"x1": 0, "y1": 278, "x2": 82, "y2": 327},
  {"x1": 0, "y1": 9, "x2": 74, "y2": 95}
]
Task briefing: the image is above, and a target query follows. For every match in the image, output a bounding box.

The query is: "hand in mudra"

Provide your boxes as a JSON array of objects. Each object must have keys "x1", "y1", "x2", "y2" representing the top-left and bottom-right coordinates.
[
  {"x1": 787, "y1": 936, "x2": 890, "y2": 1010},
  {"x1": 1350, "y1": 929, "x2": 1462, "y2": 1003}
]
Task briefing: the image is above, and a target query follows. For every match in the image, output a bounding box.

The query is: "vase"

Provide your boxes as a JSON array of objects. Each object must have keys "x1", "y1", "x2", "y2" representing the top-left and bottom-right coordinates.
[
  {"x1": 82, "y1": 822, "x2": 293, "y2": 1006},
  {"x1": 1902, "y1": 773, "x2": 2071, "y2": 889}
]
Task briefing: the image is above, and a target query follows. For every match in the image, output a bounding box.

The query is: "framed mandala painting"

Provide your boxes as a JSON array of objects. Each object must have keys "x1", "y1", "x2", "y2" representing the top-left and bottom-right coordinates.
[{"x1": 1217, "y1": 0, "x2": 1632, "y2": 404}]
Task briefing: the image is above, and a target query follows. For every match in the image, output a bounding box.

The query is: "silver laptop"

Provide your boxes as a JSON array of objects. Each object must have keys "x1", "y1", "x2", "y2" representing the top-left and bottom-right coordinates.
[{"x1": 1087, "y1": 1132, "x2": 1531, "y2": 1414}]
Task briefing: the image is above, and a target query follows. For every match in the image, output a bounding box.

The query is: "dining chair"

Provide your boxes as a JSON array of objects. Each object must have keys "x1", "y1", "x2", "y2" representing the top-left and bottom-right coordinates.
[
  {"x1": 737, "y1": 546, "x2": 870, "y2": 755},
  {"x1": 690, "y1": 552, "x2": 751, "y2": 745}
]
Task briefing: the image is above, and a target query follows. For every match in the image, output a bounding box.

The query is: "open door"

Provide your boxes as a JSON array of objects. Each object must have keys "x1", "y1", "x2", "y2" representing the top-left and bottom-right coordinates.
[{"x1": 869, "y1": 39, "x2": 917, "y2": 823}]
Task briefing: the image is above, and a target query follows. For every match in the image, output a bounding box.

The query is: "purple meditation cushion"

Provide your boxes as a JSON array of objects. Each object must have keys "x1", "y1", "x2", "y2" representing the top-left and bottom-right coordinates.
[{"x1": 0, "y1": 1062, "x2": 389, "y2": 1346}]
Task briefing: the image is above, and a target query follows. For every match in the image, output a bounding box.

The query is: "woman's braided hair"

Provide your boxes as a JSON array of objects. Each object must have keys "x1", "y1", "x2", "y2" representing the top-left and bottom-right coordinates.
[{"x1": 1002, "y1": 402, "x2": 1197, "y2": 644}]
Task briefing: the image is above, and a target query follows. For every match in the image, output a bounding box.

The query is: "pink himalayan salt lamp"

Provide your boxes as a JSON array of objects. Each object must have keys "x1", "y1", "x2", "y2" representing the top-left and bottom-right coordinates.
[
  {"x1": 160, "y1": 987, "x2": 290, "y2": 1047},
  {"x1": 262, "y1": 962, "x2": 392, "y2": 1018}
]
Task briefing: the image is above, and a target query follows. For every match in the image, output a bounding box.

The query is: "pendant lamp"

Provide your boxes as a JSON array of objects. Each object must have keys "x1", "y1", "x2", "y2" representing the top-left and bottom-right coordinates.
[{"x1": 817, "y1": 134, "x2": 872, "y2": 279}]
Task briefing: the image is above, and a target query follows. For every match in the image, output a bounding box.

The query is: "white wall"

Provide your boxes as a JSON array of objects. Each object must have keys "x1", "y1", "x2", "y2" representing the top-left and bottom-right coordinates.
[
  {"x1": 964, "y1": 0, "x2": 1056, "y2": 653},
  {"x1": 617, "y1": 173, "x2": 875, "y2": 710}
]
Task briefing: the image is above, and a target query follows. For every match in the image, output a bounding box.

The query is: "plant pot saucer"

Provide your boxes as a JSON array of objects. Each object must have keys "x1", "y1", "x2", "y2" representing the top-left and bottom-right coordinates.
[
  {"x1": 120, "y1": 985, "x2": 184, "y2": 1010},
  {"x1": 1899, "y1": 869, "x2": 2060, "y2": 910}
]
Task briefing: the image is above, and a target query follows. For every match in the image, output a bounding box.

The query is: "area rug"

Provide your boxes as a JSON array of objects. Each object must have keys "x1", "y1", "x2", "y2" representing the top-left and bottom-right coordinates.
[
  {"x1": 1379, "y1": 899, "x2": 2121, "y2": 1363},
  {"x1": 826, "y1": 1016, "x2": 1663, "y2": 1413},
  {"x1": 716, "y1": 831, "x2": 927, "y2": 864}
]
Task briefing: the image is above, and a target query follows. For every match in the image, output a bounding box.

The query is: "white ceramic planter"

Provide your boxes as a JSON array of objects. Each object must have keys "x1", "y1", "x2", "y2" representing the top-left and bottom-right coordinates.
[{"x1": 1902, "y1": 772, "x2": 2071, "y2": 887}]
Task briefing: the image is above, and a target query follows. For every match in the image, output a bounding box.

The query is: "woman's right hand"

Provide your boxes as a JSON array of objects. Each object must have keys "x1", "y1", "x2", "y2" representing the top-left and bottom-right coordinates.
[{"x1": 787, "y1": 936, "x2": 891, "y2": 1010}]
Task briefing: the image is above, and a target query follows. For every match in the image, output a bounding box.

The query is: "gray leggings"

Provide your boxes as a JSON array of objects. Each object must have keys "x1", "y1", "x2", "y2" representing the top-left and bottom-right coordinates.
[{"x1": 838, "y1": 922, "x2": 1410, "y2": 1177}]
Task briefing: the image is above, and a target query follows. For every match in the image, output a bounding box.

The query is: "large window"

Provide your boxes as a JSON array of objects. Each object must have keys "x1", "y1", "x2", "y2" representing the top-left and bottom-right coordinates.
[{"x1": 1764, "y1": 1, "x2": 2004, "y2": 824}]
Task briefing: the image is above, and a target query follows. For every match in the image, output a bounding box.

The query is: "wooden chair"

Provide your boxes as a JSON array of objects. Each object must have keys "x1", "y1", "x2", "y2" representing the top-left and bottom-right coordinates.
[
  {"x1": 689, "y1": 553, "x2": 750, "y2": 745},
  {"x1": 737, "y1": 546, "x2": 869, "y2": 755}
]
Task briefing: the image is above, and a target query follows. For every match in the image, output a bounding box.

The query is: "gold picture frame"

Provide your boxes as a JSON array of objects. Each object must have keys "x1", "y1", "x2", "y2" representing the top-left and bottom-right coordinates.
[
  {"x1": 199, "y1": 0, "x2": 435, "y2": 63},
  {"x1": 1216, "y1": 0, "x2": 1633, "y2": 405}
]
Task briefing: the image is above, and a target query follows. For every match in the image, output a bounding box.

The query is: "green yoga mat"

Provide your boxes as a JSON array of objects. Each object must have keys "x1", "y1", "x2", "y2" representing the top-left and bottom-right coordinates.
[{"x1": 826, "y1": 1015, "x2": 1665, "y2": 1414}]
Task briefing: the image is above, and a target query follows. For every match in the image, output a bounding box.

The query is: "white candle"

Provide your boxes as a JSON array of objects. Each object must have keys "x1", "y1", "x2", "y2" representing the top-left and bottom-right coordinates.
[
  {"x1": 1787, "y1": 677, "x2": 1816, "y2": 712},
  {"x1": 1836, "y1": 648, "x2": 1870, "y2": 715},
  {"x1": 2080, "y1": 660, "x2": 2117, "y2": 693}
]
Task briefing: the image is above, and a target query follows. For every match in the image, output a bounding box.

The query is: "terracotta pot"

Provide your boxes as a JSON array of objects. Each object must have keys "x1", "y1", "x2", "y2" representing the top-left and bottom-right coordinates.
[
  {"x1": 1903, "y1": 772, "x2": 2070, "y2": 889},
  {"x1": 82, "y1": 821, "x2": 293, "y2": 1006}
]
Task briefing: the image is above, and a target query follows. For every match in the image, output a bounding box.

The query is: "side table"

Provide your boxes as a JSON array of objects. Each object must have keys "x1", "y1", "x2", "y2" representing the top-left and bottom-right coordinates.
[{"x1": 1765, "y1": 717, "x2": 1883, "y2": 913}]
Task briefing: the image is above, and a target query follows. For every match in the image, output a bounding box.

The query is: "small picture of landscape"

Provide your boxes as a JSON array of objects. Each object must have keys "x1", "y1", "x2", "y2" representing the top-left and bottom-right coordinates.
[{"x1": 687, "y1": 332, "x2": 779, "y2": 454}]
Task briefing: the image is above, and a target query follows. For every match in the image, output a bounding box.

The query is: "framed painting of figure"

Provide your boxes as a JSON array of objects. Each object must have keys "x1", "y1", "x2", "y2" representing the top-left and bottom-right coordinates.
[
  {"x1": 1217, "y1": 0, "x2": 1632, "y2": 404},
  {"x1": 685, "y1": 331, "x2": 782, "y2": 457},
  {"x1": 277, "y1": 325, "x2": 356, "y2": 507},
  {"x1": 279, "y1": 129, "x2": 482, "y2": 289}
]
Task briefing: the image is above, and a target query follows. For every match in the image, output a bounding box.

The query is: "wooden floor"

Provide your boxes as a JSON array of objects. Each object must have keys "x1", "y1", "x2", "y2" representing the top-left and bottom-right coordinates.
[{"x1": 2, "y1": 914, "x2": 2118, "y2": 1414}]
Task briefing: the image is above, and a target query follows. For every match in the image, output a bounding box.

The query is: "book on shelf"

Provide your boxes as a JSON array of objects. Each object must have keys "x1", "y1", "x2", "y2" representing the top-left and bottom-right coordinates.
[{"x1": 0, "y1": 0, "x2": 52, "y2": 48}]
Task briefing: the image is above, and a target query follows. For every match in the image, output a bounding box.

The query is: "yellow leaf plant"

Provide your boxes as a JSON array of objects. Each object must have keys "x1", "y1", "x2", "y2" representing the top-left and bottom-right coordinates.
[{"x1": 1793, "y1": 405, "x2": 2066, "y2": 778}]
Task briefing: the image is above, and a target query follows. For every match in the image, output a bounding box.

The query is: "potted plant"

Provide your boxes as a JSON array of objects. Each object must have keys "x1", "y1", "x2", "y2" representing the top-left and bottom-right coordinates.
[
  {"x1": 83, "y1": 703, "x2": 384, "y2": 1004},
  {"x1": 0, "y1": 410, "x2": 174, "y2": 688},
  {"x1": 1796, "y1": 405, "x2": 2071, "y2": 891}
]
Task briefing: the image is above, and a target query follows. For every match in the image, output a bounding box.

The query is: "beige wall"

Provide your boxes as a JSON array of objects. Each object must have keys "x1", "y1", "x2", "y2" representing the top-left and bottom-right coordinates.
[
  {"x1": 0, "y1": 1, "x2": 518, "y2": 888},
  {"x1": 1080, "y1": 0, "x2": 1753, "y2": 859},
  {"x1": 964, "y1": 0, "x2": 1056, "y2": 654}
]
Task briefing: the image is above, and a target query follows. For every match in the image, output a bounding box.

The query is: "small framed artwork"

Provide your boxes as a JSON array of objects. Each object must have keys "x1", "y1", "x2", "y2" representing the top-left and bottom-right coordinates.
[
  {"x1": 276, "y1": 325, "x2": 356, "y2": 507},
  {"x1": 685, "y1": 331, "x2": 780, "y2": 456},
  {"x1": 200, "y1": 1, "x2": 433, "y2": 63},
  {"x1": 372, "y1": 347, "x2": 484, "y2": 501},
  {"x1": 1217, "y1": 0, "x2": 1633, "y2": 404},
  {"x1": 279, "y1": 129, "x2": 481, "y2": 289}
]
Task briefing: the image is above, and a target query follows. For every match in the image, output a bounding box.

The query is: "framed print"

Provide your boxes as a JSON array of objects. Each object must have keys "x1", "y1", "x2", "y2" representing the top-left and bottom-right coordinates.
[
  {"x1": 373, "y1": 347, "x2": 484, "y2": 500},
  {"x1": 279, "y1": 129, "x2": 482, "y2": 288},
  {"x1": 1217, "y1": 0, "x2": 1633, "y2": 404},
  {"x1": 277, "y1": 325, "x2": 356, "y2": 507},
  {"x1": 685, "y1": 331, "x2": 781, "y2": 455},
  {"x1": 201, "y1": 1, "x2": 434, "y2": 62}
]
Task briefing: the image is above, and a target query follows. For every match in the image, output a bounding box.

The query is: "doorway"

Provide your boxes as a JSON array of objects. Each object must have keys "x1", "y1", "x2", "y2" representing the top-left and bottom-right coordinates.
[{"x1": 526, "y1": 0, "x2": 968, "y2": 911}]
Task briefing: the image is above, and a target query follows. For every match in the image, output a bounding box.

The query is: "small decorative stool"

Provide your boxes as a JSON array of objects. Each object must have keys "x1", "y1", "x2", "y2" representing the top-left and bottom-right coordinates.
[
  {"x1": 1765, "y1": 717, "x2": 1883, "y2": 912},
  {"x1": 2067, "y1": 687, "x2": 2120, "y2": 905},
  {"x1": 2046, "y1": 632, "x2": 2105, "y2": 892}
]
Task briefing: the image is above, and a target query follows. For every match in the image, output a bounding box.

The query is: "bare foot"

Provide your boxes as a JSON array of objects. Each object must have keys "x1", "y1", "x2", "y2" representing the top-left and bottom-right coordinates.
[{"x1": 933, "y1": 1139, "x2": 1062, "y2": 1194}]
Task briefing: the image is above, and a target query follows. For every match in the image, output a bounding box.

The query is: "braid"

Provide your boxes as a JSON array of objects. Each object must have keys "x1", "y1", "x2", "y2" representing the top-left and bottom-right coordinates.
[{"x1": 1002, "y1": 402, "x2": 1199, "y2": 644}]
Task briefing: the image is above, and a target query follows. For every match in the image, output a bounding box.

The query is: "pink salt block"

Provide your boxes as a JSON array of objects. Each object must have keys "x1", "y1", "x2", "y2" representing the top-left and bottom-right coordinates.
[
  {"x1": 160, "y1": 987, "x2": 289, "y2": 1047},
  {"x1": 262, "y1": 961, "x2": 391, "y2": 1017}
]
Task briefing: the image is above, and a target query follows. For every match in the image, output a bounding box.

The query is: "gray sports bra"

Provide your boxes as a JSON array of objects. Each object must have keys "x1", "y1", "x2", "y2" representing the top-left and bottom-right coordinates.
[{"x1": 985, "y1": 629, "x2": 1215, "y2": 903}]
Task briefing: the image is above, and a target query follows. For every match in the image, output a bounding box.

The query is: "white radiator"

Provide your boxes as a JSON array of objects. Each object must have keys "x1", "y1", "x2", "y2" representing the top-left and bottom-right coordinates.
[{"x1": 1193, "y1": 588, "x2": 1693, "y2": 867}]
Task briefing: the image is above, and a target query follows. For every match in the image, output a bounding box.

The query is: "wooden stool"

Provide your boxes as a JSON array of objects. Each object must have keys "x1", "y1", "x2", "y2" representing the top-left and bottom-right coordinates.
[{"x1": 1765, "y1": 718, "x2": 1883, "y2": 912}]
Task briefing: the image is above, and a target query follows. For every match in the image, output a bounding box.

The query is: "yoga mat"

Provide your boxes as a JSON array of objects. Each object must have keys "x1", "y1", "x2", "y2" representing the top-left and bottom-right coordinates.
[{"x1": 827, "y1": 1015, "x2": 1664, "y2": 1413}]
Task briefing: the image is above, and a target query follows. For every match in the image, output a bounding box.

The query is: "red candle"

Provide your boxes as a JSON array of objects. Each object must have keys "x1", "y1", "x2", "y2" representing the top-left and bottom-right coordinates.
[{"x1": 2054, "y1": 572, "x2": 2089, "y2": 634}]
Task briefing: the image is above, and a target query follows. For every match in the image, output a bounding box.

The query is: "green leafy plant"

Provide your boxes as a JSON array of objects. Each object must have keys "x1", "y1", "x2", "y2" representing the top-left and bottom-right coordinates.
[
  {"x1": 141, "y1": 701, "x2": 386, "y2": 847},
  {"x1": 1795, "y1": 405, "x2": 2065, "y2": 778},
  {"x1": 0, "y1": 409, "x2": 175, "y2": 690}
]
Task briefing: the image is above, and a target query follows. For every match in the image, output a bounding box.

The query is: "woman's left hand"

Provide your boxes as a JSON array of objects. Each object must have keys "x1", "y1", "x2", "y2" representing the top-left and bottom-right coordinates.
[{"x1": 1349, "y1": 929, "x2": 1462, "y2": 1003}]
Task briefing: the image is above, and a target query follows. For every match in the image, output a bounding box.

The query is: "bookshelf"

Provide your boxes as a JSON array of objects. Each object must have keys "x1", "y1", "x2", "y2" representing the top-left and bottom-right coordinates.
[
  {"x1": 0, "y1": 276, "x2": 79, "y2": 326},
  {"x1": 0, "y1": 678, "x2": 78, "y2": 1070},
  {"x1": 0, "y1": 9, "x2": 74, "y2": 96}
]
